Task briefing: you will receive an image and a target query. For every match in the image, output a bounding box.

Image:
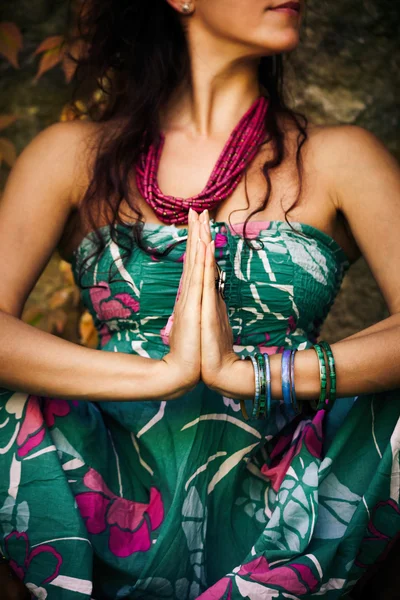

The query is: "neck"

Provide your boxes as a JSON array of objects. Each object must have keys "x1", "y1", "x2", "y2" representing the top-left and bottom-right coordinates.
[{"x1": 160, "y1": 23, "x2": 262, "y2": 138}]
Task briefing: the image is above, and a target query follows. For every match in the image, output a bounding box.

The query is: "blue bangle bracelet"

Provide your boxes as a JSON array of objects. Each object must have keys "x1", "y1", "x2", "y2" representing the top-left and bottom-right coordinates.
[
  {"x1": 289, "y1": 349, "x2": 300, "y2": 413},
  {"x1": 281, "y1": 348, "x2": 292, "y2": 409}
]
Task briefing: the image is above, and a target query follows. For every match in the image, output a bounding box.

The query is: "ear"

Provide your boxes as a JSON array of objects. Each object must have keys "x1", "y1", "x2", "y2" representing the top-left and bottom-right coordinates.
[{"x1": 164, "y1": 0, "x2": 196, "y2": 15}]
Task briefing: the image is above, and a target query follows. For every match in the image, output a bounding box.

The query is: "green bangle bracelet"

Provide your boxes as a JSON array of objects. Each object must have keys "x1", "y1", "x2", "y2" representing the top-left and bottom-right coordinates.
[
  {"x1": 311, "y1": 343, "x2": 328, "y2": 410},
  {"x1": 255, "y1": 352, "x2": 266, "y2": 419},
  {"x1": 319, "y1": 341, "x2": 337, "y2": 411}
]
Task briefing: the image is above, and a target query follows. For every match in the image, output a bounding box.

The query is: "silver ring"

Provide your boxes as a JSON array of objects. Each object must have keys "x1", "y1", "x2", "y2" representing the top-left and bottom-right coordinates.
[{"x1": 215, "y1": 265, "x2": 227, "y2": 299}]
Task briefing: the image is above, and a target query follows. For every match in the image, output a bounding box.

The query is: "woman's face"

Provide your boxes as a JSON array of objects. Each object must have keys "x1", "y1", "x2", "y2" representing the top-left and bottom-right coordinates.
[{"x1": 180, "y1": 0, "x2": 304, "y2": 57}]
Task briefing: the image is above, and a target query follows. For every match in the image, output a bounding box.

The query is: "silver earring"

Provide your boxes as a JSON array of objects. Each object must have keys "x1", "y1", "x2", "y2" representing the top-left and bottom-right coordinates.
[{"x1": 181, "y1": 2, "x2": 194, "y2": 14}]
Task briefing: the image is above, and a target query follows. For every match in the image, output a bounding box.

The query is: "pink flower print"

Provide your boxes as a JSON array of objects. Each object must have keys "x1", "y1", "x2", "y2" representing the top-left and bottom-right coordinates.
[
  {"x1": 198, "y1": 555, "x2": 319, "y2": 597},
  {"x1": 237, "y1": 555, "x2": 269, "y2": 576},
  {"x1": 16, "y1": 396, "x2": 45, "y2": 458},
  {"x1": 286, "y1": 315, "x2": 297, "y2": 335},
  {"x1": 228, "y1": 220, "x2": 271, "y2": 240},
  {"x1": 15, "y1": 396, "x2": 72, "y2": 458},
  {"x1": 261, "y1": 411, "x2": 324, "y2": 492},
  {"x1": 75, "y1": 468, "x2": 164, "y2": 557},
  {"x1": 215, "y1": 232, "x2": 228, "y2": 259},
  {"x1": 98, "y1": 323, "x2": 112, "y2": 347},
  {"x1": 43, "y1": 398, "x2": 70, "y2": 427},
  {"x1": 355, "y1": 499, "x2": 400, "y2": 569},
  {"x1": 256, "y1": 344, "x2": 284, "y2": 356},
  {"x1": 243, "y1": 556, "x2": 319, "y2": 594},
  {"x1": 90, "y1": 281, "x2": 140, "y2": 322},
  {"x1": 5, "y1": 531, "x2": 62, "y2": 585},
  {"x1": 114, "y1": 293, "x2": 140, "y2": 313},
  {"x1": 197, "y1": 576, "x2": 233, "y2": 599}
]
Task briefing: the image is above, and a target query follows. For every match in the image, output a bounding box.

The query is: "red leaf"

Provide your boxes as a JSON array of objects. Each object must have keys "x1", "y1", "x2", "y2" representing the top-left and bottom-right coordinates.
[
  {"x1": 62, "y1": 39, "x2": 86, "y2": 84},
  {"x1": 62, "y1": 53, "x2": 78, "y2": 84},
  {"x1": 34, "y1": 35, "x2": 65, "y2": 55},
  {"x1": 0, "y1": 22, "x2": 23, "y2": 68},
  {"x1": 34, "y1": 47, "x2": 64, "y2": 80},
  {"x1": 0, "y1": 115, "x2": 18, "y2": 131}
]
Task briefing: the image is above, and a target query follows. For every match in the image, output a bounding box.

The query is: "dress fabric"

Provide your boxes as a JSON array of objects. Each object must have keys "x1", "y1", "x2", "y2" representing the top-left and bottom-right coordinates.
[{"x1": 0, "y1": 218, "x2": 399, "y2": 600}]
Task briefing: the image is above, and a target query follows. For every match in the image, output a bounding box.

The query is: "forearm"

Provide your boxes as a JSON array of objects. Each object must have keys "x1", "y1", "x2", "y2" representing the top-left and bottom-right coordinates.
[
  {"x1": 338, "y1": 311, "x2": 400, "y2": 343},
  {"x1": 0, "y1": 310, "x2": 178, "y2": 402},
  {"x1": 214, "y1": 322, "x2": 400, "y2": 402}
]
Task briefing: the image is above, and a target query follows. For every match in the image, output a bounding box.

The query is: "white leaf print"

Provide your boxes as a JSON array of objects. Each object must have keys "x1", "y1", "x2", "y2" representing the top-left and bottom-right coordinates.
[
  {"x1": 182, "y1": 486, "x2": 204, "y2": 519},
  {"x1": 207, "y1": 443, "x2": 259, "y2": 494},
  {"x1": 16, "y1": 501, "x2": 29, "y2": 532},
  {"x1": 235, "y1": 576, "x2": 280, "y2": 599},
  {"x1": 181, "y1": 414, "x2": 262, "y2": 439},
  {"x1": 137, "y1": 402, "x2": 166, "y2": 438},
  {"x1": 5, "y1": 393, "x2": 28, "y2": 419},
  {"x1": 284, "y1": 236, "x2": 329, "y2": 284},
  {"x1": 185, "y1": 451, "x2": 227, "y2": 491}
]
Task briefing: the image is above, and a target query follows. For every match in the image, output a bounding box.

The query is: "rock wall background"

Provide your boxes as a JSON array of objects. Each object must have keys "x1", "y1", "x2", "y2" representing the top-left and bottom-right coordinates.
[{"x1": 0, "y1": 0, "x2": 399, "y2": 345}]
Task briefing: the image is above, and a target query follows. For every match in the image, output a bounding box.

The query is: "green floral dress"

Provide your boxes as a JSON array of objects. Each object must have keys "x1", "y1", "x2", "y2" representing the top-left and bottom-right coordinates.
[{"x1": 0, "y1": 218, "x2": 399, "y2": 600}]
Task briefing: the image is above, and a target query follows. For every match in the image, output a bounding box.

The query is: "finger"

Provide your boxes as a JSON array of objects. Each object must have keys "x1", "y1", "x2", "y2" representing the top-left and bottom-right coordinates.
[
  {"x1": 199, "y1": 208, "x2": 212, "y2": 248},
  {"x1": 183, "y1": 207, "x2": 196, "y2": 273},
  {"x1": 202, "y1": 240, "x2": 219, "y2": 325},
  {"x1": 180, "y1": 211, "x2": 204, "y2": 306},
  {"x1": 186, "y1": 236, "x2": 206, "y2": 310},
  {"x1": 179, "y1": 217, "x2": 200, "y2": 306}
]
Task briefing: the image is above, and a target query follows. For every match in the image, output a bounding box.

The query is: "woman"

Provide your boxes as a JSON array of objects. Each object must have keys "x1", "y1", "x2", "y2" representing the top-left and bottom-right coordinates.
[{"x1": 0, "y1": 0, "x2": 399, "y2": 598}]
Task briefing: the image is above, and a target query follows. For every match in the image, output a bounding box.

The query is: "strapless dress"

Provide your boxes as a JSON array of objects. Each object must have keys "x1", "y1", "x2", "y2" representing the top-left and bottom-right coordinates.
[{"x1": 0, "y1": 218, "x2": 399, "y2": 599}]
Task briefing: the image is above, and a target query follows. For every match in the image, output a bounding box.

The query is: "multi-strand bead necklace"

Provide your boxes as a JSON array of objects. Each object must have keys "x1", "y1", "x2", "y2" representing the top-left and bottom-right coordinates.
[{"x1": 135, "y1": 95, "x2": 270, "y2": 224}]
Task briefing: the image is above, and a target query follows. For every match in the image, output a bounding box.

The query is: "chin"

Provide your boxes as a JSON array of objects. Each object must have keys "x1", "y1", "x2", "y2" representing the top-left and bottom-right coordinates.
[{"x1": 257, "y1": 30, "x2": 301, "y2": 54}]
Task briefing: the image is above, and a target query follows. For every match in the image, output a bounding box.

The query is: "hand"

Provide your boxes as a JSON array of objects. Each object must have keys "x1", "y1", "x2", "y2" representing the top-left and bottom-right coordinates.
[
  {"x1": 161, "y1": 209, "x2": 206, "y2": 395},
  {"x1": 198, "y1": 209, "x2": 241, "y2": 391}
]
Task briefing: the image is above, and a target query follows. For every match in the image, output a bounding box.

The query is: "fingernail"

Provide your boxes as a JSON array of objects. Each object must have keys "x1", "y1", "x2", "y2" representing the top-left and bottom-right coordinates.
[{"x1": 188, "y1": 207, "x2": 193, "y2": 220}]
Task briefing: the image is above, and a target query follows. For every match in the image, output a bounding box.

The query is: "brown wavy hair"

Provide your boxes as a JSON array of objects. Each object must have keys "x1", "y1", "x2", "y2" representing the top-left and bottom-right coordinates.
[{"x1": 64, "y1": 0, "x2": 310, "y2": 289}]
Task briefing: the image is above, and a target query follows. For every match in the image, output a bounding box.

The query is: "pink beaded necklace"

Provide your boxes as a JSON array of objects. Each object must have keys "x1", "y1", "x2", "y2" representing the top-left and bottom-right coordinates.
[{"x1": 135, "y1": 95, "x2": 270, "y2": 224}]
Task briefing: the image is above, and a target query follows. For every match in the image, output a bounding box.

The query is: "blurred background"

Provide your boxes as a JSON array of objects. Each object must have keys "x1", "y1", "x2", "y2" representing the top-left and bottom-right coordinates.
[{"x1": 0, "y1": 0, "x2": 399, "y2": 348}]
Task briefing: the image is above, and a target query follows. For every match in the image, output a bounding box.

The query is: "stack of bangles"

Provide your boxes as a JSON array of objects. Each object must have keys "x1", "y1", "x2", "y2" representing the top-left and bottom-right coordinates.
[{"x1": 239, "y1": 341, "x2": 337, "y2": 421}]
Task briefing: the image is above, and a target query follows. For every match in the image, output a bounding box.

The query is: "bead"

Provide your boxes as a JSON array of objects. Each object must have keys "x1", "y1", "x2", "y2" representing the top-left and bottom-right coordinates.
[{"x1": 135, "y1": 96, "x2": 269, "y2": 226}]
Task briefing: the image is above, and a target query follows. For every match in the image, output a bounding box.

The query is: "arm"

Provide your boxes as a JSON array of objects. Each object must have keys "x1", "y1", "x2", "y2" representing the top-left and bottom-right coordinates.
[
  {"x1": 0, "y1": 122, "x2": 182, "y2": 402},
  {"x1": 213, "y1": 126, "x2": 400, "y2": 402}
]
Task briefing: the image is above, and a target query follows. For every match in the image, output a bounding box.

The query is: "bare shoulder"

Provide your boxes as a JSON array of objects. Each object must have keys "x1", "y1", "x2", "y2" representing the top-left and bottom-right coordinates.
[
  {"x1": 300, "y1": 123, "x2": 396, "y2": 208},
  {"x1": 34, "y1": 119, "x2": 104, "y2": 209}
]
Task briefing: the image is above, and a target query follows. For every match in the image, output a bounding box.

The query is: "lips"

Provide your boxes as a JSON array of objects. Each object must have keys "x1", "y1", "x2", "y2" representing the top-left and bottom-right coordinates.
[{"x1": 270, "y1": 1, "x2": 300, "y2": 10}]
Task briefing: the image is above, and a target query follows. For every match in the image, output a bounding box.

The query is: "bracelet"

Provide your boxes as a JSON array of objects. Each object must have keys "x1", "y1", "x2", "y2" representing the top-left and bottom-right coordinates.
[
  {"x1": 255, "y1": 352, "x2": 266, "y2": 419},
  {"x1": 311, "y1": 343, "x2": 328, "y2": 410},
  {"x1": 281, "y1": 349, "x2": 293, "y2": 412},
  {"x1": 0, "y1": 550, "x2": 9, "y2": 564},
  {"x1": 318, "y1": 341, "x2": 337, "y2": 411},
  {"x1": 240, "y1": 356, "x2": 253, "y2": 421},
  {"x1": 243, "y1": 355, "x2": 261, "y2": 420},
  {"x1": 263, "y1": 352, "x2": 272, "y2": 419},
  {"x1": 289, "y1": 349, "x2": 302, "y2": 414}
]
